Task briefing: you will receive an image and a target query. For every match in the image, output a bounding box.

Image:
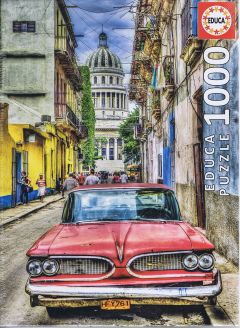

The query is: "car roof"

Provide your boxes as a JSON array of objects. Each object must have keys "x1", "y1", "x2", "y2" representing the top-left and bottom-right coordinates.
[{"x1": 70, "y1": 183, "x2": 172, "y2": 193}]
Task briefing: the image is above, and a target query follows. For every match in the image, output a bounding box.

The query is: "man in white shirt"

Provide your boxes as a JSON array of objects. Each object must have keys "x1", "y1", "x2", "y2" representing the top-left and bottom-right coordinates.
[
  {"x1": 120, "y1": 172, "x2": 128, "y2": 184},
  {"x1": 84, "y1": 169, "x2": 100, "y2": 185}
]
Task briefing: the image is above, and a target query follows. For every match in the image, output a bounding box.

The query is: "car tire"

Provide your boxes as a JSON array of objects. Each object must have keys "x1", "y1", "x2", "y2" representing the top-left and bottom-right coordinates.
[
  {"x1": 207, "y1": 296, "x2": 217, "y2": 305},
  {"x1": 46, "y1": 307, "x2": 59, "y2": 318}
]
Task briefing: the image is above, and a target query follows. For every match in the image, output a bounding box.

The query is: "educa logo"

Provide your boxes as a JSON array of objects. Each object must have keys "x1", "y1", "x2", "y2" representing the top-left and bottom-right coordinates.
[{"x1": 198, "y1": 2, "x2": 236, "y2": 39}]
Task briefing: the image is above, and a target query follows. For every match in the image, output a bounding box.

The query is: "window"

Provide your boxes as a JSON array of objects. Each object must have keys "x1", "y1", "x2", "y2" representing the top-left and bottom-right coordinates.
[
  {"x1": 110, "y1": 76, "x2": 113, "y2": 84},
  {"x1": 116, "y1": 77, "x2": 119, "y2": 85},
  {"x1": 112, "y1": 93, "x2": 115, "y2": 108},
  {"x1": 22, "y1": 151, "x2": 28, "y2": 174},
  {"x1": 102, "y1": 148, "x2": 106, "y2": 157},
  {"x1": 94, "y1": 76, "x2": 97, "y2": 84},
  {"x1": 117, "y1": 93, "x2": 120, "y2": 108},
  {"x1": 109, "y1": 138, "x2": 114, "y2": 160},
  {"x1": 102, "y1": 93, "x2": 106, "y2": 107},
  {"x1": 102, "y1": 76, "x2": 105, "y2": 84},
  {"x1": 62, "y1": 189, "x2": 181, "y2": 223},
  {"x1": 181, "y1": 0, "x2": 199, "y2": 49},
  {"x1": 109, "y1": 148, "x2": 114, "y2": 160},
  {"x1": 13, "y1": 21, "x2": 36, "y2": 33}
]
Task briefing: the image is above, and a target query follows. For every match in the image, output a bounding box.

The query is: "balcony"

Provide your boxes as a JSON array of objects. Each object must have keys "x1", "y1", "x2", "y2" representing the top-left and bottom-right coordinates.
[
  {"x1": 180, "y1": 0, "x2": 202, "y2": 67},
  {"x1": 162, "y1": 56, "x2": 175, "y2": 101},
  {"x1": 181, "y1": 37, "x2": 202, "y2": 67},
  {"x1": 55, "y1": 36, "x2": 81, "y2": 91},
  {"x1": 77, "y1": 123, "x2": 88, "y2": 139},
  {"x1": 55, "y1": 104, "x2": 87, "y2": 139}
]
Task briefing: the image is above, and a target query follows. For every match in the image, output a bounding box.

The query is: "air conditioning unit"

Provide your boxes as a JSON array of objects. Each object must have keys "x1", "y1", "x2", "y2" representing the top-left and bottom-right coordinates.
[{"x1": 41, "y1": 115, "x2": 51, "y2": 123}]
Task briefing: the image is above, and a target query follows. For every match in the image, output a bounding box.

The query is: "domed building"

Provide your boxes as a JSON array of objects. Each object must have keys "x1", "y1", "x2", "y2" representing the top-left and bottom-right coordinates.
[{"x1": 86, "y1": 32, "x2": 129, "y2": 173}]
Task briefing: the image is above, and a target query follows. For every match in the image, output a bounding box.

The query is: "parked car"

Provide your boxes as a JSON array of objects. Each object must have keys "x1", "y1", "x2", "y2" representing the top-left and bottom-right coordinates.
[{"x1": 25, "y1": 183, "x2": 222, "y2": 316}]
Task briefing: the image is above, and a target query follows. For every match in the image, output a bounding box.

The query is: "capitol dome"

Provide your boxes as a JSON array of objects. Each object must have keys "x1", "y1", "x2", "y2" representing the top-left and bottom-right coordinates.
[{"x1": 86, "y1": 33, "x2": 124, "y2": 74}]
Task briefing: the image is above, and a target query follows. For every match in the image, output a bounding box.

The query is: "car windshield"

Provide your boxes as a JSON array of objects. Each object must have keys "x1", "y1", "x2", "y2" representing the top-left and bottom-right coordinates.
[{"x1": 62, "y1": 189, "x2": 181, "y2": 223}]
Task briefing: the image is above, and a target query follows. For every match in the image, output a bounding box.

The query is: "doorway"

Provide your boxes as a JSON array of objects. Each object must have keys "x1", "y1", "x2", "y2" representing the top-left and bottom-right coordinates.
[{"x1": 12, "y1": 149, "x2": 22, "y2": 206}]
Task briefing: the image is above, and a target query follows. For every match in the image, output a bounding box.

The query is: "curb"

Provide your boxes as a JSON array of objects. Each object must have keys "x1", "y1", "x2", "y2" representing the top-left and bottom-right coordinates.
[
  {"x1": 204, "y1": 304, "x2": 235, "y2": 326},
  {"x1": 0, "y1": 196, "x2": 63, "y2": 228}
]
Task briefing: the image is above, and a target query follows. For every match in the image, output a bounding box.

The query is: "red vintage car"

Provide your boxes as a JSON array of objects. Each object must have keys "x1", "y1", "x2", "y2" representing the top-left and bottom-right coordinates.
[{"x1": 25, "y1": 184, "x2": 222, "y2": 316}]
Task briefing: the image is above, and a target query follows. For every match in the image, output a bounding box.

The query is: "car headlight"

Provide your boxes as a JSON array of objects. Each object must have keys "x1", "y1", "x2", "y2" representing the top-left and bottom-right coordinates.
[
  {"x1": 198, "y1": 254, "x2": 214, "y2": 271},
  {"x1": 27, "y1": 260, "x2": 42, "y2": 277},
  {"x1": 42, "y1": 259, "x2": 59, "y2": 276},
  {"x1": 182, "y1": 254, "x2": 198, "y2": 270}
]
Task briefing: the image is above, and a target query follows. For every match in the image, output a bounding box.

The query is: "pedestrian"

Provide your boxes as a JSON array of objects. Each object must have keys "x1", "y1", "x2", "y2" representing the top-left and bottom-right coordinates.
[
  {"x1": 18, "y1": 171, "x2": 31, "y2": 205},
  {"x1": 78, "y1": 172, "x2": 85, "y2": 185},
  {"x1": 112, "y1": 172, "x2": 120, "y2": 183},
  {"x1": 84, "y1": 169, "x2": 100, "y2": 185},
  {"x1": 120, "y1": 171, "x2": 128, "y2": 184},
  {"x1": 62, "y1": 173, "x2": 79, "y2": 196},
  {"x1": 36, "y1": 174, "x2": 46, "y2": 203},
  {"x1": 103, "y1": 171, "x2": 109, "y2": 184},
  {"x1": 56, "y1": 177, "x2": 62, "y2": 193}
]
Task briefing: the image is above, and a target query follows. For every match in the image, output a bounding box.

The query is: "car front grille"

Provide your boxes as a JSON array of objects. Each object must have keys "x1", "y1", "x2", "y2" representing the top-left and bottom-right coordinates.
[
  {"x1": 130, "y1": 253, "x2": 184, "y2": 271},
  {"x1": 57, "y1": 257, "x2": 113, "y2": 275}
]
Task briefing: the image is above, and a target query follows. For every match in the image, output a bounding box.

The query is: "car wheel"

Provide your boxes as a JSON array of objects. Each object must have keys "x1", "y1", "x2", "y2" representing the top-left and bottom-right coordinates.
[
  {"x1": 46, "y1": 307, "x2": 59, "y2": 318},
  {"x1": 207, "y1": 296, "x2": 217, "y2": 305}
]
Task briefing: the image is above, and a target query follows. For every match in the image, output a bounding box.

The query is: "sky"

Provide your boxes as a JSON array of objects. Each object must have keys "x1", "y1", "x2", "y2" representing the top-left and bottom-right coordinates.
[{"x1": 65, "y1": 0, "x2": 137, "y2": 86}]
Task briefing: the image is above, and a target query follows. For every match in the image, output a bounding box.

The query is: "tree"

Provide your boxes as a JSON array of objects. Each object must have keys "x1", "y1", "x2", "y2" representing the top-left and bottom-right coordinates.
[
  {"x1": 79, "y1": 66, "x2": 96, "y2": 168},
  {"x1": 119, "y1": 108, "x2": 140, "y2": 163}
]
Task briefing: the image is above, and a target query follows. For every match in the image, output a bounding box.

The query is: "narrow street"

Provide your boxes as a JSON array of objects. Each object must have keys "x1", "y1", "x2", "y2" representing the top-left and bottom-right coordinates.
[{"x1": 0, "y1": 200, "x2": 212, "y2": 326}]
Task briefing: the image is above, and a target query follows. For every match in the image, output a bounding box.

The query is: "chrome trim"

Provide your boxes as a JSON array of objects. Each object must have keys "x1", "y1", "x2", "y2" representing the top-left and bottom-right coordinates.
[
  {"x1": 25, "y1": 270, "x2": 222, "y2": 299},
  {"x1": 126, "y1": 251, "x2": 192, "y2": 278},
  {"x1": 47, "y1": 256, "x2": 115, "y2": 281}
]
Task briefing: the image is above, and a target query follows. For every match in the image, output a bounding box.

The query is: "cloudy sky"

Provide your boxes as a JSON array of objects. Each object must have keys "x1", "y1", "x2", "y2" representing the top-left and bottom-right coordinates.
[{"x1": 65, "y1": 0, "x2": 137, "y2": 85}]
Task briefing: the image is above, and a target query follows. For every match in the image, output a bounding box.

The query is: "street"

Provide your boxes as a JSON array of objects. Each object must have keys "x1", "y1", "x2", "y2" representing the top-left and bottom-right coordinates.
[{"x1": 0, "y1": 199, "x2": 212, "y2": 326}]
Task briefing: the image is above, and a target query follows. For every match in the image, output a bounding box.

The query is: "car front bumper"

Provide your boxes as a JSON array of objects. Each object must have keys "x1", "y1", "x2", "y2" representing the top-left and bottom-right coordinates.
[{"x1": 25, "y1": 270, "x2": 222, "y2": 307}]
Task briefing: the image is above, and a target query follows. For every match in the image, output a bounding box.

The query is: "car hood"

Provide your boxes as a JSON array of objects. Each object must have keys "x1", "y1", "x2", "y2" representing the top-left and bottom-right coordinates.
[{"x1": 27, "y1": 221, "x2": 214, "y2": 265}]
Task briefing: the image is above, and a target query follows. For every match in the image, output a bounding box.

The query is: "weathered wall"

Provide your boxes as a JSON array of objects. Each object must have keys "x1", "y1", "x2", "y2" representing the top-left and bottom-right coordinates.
[
  {"x1": 205, "y1": 191, "x2": 239, "y2": 265},
  {"x1": 1, "y1": 0, "x2": 55, "y2": 123}
]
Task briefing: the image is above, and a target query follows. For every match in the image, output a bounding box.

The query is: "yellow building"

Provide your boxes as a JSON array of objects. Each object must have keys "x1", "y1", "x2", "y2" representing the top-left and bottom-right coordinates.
[{"x1": 0, "y1": 0, "x2": 87, "y2": 209}]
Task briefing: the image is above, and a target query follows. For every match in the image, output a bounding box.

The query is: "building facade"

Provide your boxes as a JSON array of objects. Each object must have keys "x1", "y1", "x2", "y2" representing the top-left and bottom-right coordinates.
[
  {"x1": 130, "y1": 0, "x2": 239, "y2": 264},
  {"x1": 0, "y1": 0, "x2": 87, "y2": 209},
  {"x1": 86, "y1": 32, "x2": 129, "y2": 173}
]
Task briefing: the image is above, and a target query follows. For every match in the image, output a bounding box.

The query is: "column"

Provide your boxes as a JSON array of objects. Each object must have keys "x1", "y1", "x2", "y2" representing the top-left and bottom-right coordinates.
[
  {"x1": 110, "y1": 92, "x2": 112, "y2": 109},
  {"x1": 114, "y1": 138, "x2": 118, "y2": 160},
  {"x1": 100, "y1": 93, "x2": 102, "y2": 109},
  {"x1": 106, "y1": 139, "x2": 109, "y2": 160}
]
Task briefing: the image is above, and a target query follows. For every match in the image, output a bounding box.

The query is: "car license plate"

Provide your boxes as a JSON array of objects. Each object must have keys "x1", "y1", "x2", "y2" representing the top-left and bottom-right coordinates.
[{"x1": 101, "y1": 299, "x2": 130, "y2": 310}]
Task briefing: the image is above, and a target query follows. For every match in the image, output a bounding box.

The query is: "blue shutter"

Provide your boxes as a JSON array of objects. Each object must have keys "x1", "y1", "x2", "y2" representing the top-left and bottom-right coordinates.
[{"x1": 191, "y1": 0, "x2": 199, "y2": 36}]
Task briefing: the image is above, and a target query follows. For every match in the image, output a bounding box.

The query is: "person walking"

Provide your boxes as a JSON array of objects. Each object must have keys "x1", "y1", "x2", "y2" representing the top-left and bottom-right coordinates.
[
  {"x1": 62, "y1": 173, "x2": 79, "y2": 196},
  {"x1": 19, "y1": 171, "x2": 31, "y2": 205},
  {"x1": 78, "y1": 172, "x2": 85, "y2": 186},
  {"x1": 36, "y1": 174, "x2": 46, "y2": 203},
  {"x1": 120, "y1": 171, "x2": 128, "y2": 184},
  {"x1": 112, "y1": 172, "x2": 120, "y2": 184},
  {"x1": 84, "y1": 169, "x2": 99, "y2": 185}
]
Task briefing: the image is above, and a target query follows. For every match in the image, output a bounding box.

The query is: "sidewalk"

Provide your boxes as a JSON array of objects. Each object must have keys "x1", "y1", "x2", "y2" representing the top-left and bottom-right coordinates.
[{"x1": 0, "y1": 193, "x2": 63, "y2": 227}]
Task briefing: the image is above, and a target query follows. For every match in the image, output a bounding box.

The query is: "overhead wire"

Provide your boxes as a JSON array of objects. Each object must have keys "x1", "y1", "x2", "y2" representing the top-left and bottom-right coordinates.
[{"x1": 65, "y1": 0, "x2": 136, "y2": 13}]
